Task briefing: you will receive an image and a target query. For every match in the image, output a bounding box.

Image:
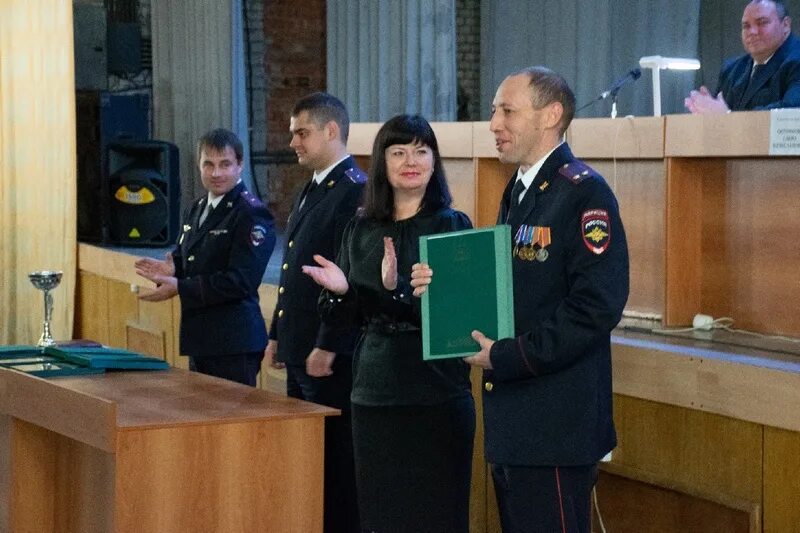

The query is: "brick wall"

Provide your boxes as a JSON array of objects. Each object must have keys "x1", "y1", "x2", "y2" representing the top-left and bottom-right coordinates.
[
  {"x1": 456, "y1": 0, "x2": 481, "y2": 121},
  {"x1": 262, "y1": 0, "x2": 327, "y2": 227}
]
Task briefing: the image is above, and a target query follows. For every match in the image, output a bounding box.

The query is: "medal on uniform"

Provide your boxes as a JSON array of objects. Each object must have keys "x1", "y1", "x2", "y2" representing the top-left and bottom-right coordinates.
[
  {"x1": 513, "y1": 225, "x2": 526, "y2": 257},
  {"x1": 533, "y1": 226, "x2": 551, "y2": 262},
  {"x1": 514, "y1": 225, "x2": 537, "y2": 261}
]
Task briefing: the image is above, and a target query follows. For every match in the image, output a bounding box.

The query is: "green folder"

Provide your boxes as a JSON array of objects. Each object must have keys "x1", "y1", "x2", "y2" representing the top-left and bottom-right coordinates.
[
  {"x1": 0, "y1": 345, "x2": 44, "y2": 357},
  {"x1": 0, "y1": 356, "x2": 105, "y2": 377},
  {"x1": 45, "y1": 346, "x2": 170, "y2": 370},
  {"x1": 419, "y1": 225, "x2": 514, "y2": 360}
]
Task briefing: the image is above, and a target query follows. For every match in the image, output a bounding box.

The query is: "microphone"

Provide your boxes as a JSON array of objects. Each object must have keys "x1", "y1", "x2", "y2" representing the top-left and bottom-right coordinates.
[
  {"x1": 575, "y1": 67, "x2": 642, "y2": 116},
  {"x1": 600, "y1": 68, "x2": 642, "y2": 100}
]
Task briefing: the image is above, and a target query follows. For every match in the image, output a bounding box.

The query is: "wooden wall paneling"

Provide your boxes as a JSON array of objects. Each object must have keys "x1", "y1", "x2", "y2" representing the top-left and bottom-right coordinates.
[
  {"x1": 568, "y1": 116, "x2": 665, "y2": 159},
  {"x1": 75, "y1": 271, "x2": 110, "y2": 345},
  {"x1": 53, "y1": 434, "x2": 115, "y2": 533},
  {"x1": 106, "y1": 280, "x2": 139, "y2": 351},
  {"x1": 763, "y1": 426, "x2": 800, "y2": 533},
  {"x1": 588, "y1": 160, "x2": 666, "y2": 316},
  {"x1": 700, "y1": 159, "x2": 800, "y2": 337},
  {"x1": 613, "y1": 336, "x2": 800, "y2": 433},
  {"x1": 3, "y1": 419, "x2": 58, "y2": 532},
  {"x1": 0, "y1": 415, "x2": 10, "y2": 527},
  {"x1": 346, "y1": 123, "x2": 381, "y2": 156},
  {"x1": 114, "y1": 418, "x2": 325, "y2": 533},
  {"x1": 444, "y1": 158, "x2": 476, "y2": 224},
  {"x1": 126, "y1": 323, "x2": 166, "y2": 359},
  {"x1": 475, "y1": 159, "x2": 516, "y2": 227},
  {"x1": 170, "y1": 298, "x2": 186, "y2": 369},
  {"x1": 467, "y1": 366, "x2": 487, "y2": 533},
  {"x1": 594, "y1": 466, "x2": 757, "y2": 533},
  {"x1": 135, "y1": 296, "x2": 174, "y2": 360},
  {"x1": 353, "y1": 155, "x2": 370, "y2": 175},
  {"x1": 664, "y1": 158, "x2": 725, "y2": 326},
  {"x1": 665, "y1": 112, "x2": 771, "y2": 157},
  {"x1": 611, "y1": 394, "x2": 762, "y2": 504},
  {"x1": 77, "y1": 244, "x2": 141, "y2": 286},
  {"x1": 258, "y1": 284, "x2": 285, "y2": 393},
  {"x1": 0, "y1": 368, "x2": 116, "y2": 452}
]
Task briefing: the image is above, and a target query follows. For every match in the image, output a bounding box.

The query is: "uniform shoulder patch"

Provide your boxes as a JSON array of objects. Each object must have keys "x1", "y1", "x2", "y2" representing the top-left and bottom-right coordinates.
[
  {"x1": 581, "y1": 209, "x2": 610, "y2": 254},
  {"x1": 558, "y1": 160, "x2": 598, "y2": 185},
  {"x1": 240, "y1": 189, "x2": 265, "y2": 208},
  {"x1": 250, "y1": 224, "x2": 269, "y2": 247},
  {"x1": 344, "y1": 167, "x2": 367, "y2": 184}
]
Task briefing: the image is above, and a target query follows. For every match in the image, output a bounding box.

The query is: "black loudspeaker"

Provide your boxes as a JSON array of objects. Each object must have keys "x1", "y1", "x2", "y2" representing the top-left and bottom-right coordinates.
[{"x1": 106, "y1": 141, "x2": 180, "y2": 246}]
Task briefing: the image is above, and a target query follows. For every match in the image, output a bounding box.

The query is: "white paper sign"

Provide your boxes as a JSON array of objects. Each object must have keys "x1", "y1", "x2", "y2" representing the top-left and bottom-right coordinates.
[{"x1": 769, "y1": 109, "x2": 800, "y2": 155}]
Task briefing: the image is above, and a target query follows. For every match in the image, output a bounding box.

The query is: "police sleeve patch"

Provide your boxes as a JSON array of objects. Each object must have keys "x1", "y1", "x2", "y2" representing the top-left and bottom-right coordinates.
[
  {"x1": 250, "y1": 224, "x2": 268, "y2": 247},
  {"x1": 581, "y1": 209, "x2": 610, "y2": 254}
]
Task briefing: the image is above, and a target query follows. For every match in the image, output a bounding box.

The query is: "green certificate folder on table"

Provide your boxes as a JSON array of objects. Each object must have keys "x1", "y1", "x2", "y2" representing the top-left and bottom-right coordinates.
[
  {"x1": 45, "y1": 346, "x2": 170, "y2": 370},
  {"x1": 419, "y1": 225, "x2": 514, "y2": 360}
]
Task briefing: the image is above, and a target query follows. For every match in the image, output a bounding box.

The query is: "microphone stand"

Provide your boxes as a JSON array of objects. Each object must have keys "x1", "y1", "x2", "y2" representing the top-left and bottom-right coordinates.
[
  {"x1": 575, "y1": 68, "x2": 642, "y2": 118},
  {"x1": 610, "y1": 90, "x2": 619, "y2": 119}
]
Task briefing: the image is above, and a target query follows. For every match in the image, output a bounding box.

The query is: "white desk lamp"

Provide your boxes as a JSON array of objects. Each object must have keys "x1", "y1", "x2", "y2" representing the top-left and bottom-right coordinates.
[{"x1": 639, "y1": 56, "x2": 701, "y2": 116}]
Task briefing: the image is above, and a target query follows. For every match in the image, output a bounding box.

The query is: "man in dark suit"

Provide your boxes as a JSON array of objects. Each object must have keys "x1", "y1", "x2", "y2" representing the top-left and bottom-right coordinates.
[
  {"x1": 686, "y1": 0, "x2": 800, "y2": 113},
  {"x1": 266, "y1": 92, "x2": 364, "y2": 533},
  {"x1": 413, "y1": 67, "x2": 629, "y2": 533},
  {"x1": 134, "y1": 128, "x2": 275, "y2": 386}
]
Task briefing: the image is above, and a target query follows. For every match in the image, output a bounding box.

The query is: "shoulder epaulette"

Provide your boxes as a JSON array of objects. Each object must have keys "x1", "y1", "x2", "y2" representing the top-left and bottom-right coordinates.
[
  {"x1": 558, "y1": 160, "x2": 598, "y2": 185},
  {"x1": 344, "y1": 167, "x2": 367, "y2": 184},
  {"x1": 240, "y1": 189, "x2": 265, "y2": 208}
]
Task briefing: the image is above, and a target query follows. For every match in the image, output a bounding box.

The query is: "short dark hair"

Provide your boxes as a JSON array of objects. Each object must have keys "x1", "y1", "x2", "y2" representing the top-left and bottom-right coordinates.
[
  {"x1": 197, "y1": 128, "x2": 243, "y2": 163},
  {"x1": 511, "y1": 66, "x2": 576, "y2": 136},
  {"x1": 362, "y1": 114, "x2": 452, "y2": 222},
  {"x1": 292, "y1": 92, "x2": 350, "y2": 142}
]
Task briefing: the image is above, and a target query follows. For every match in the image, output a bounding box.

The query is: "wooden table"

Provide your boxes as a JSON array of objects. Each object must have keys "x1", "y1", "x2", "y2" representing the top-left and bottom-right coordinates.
[{"x1": 0, "y1": 367, "x2": 337, "y2": 532}]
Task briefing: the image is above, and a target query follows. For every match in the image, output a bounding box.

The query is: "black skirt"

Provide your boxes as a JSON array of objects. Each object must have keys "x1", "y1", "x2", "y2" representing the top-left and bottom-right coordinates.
[{"x1": 352, "y1": 395, "x2": 475, "y2": 533}]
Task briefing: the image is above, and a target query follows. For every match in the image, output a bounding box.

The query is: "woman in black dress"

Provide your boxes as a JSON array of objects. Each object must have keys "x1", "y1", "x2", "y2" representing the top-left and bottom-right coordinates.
[{"x1": 303, "y1": 114, "x2": 475, "y2": 533}]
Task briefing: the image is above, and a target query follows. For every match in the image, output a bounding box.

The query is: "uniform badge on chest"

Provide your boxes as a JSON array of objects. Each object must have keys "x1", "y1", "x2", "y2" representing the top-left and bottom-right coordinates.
[{"x1": 513, "y1": 225, "x2": 551, "y2": 262}]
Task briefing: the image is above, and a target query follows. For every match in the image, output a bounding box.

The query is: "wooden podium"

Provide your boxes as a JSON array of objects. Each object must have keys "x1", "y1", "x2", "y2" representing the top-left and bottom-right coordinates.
[{"x1": 0, "y1": 367, "x2": 337, "y2": 532}]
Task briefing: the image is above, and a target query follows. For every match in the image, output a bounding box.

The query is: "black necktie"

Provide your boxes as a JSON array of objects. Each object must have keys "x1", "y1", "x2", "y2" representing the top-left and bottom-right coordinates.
[
  {"x1": 200, "y1": 203, "x2": 214, "y2": 226},
  {"x1": 301, "y1": 178, "x2": 318, "y2": 208},
  {"x1": 510, "y1": 179, "x2": 526, "y2": 211},
  {"x1": 745, "y1": 63, "x2": 763, "y2": 94}
]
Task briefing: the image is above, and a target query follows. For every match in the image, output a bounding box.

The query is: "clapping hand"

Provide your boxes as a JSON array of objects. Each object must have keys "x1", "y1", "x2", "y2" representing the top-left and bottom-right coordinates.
[
  {"x1": 302, "y1": 254, "x2": 349, "y2": 295},
  {"x1": 382, "y1": 236, "x2": 398, "y2": 291},
  {"x1": 134, "y1": 252, "x2": 178, "y2": 301},
  {"x1": 684, "y1": 86, "x2": 729, "y2": 114}
]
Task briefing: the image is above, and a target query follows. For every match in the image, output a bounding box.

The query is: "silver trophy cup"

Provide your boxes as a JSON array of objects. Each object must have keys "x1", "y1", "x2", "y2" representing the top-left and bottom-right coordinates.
[{"x1": 28, "y1": 271, "x2": 63, "y2": 347}]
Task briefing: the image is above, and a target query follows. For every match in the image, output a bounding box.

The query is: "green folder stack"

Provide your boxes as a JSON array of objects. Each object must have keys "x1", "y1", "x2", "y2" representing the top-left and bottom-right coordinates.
[
  {"x1": 0, "y1": 346, "x2": 105, "y2": 377},
  {"x1": 419, "y1": 225, "x2": 514, "y2": 360},
  {"x1": 44, "y1": 346, "x2": 170, "y2": 370},
  {"x1": 0, "y1": 344, "x2": 169, "y2": 377}
]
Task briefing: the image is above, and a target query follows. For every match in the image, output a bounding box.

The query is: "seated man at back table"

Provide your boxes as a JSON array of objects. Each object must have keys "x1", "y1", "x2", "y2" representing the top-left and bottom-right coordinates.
[{"x1": 686, "y1": 0, "x2": 800, "y2": 113}]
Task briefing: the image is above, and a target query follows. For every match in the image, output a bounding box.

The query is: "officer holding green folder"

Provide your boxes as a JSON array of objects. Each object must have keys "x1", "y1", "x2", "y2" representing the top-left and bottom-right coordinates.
[{"x1": 412, "y1": 67, "x2": 630, "y2": 533}]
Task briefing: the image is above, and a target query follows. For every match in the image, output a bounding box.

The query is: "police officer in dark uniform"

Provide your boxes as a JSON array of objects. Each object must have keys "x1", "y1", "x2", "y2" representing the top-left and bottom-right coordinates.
[
  {"x1": 413, "y1": 67, "x2": 629, "y2": 533},
  {"x1": 135, "y1": 128, "x2": 275, "y2": 387},
  {"x1": 265, "y1": 92, "x2": 364, "y2": 533}
]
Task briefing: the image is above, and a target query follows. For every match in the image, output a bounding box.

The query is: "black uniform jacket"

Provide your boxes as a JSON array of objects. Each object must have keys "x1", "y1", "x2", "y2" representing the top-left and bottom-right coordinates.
[
  {"x1": 269, "y1": 156, "x2": 366, "y2": 365},
  {"x1": 484, "y1": 142, "x2": 629, "y2": 466},
  {"x1": 174, "y1": 181, "x2": 275, "y2": 357},
  {"x1": 718, "y1": 33, "x2": 800, "y2": 111}
]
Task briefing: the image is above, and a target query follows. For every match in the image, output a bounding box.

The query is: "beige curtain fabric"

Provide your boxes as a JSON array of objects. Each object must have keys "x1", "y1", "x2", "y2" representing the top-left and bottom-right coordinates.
[{"x1": 0, "y1": 1, "x2": 77, "y2": 344}]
